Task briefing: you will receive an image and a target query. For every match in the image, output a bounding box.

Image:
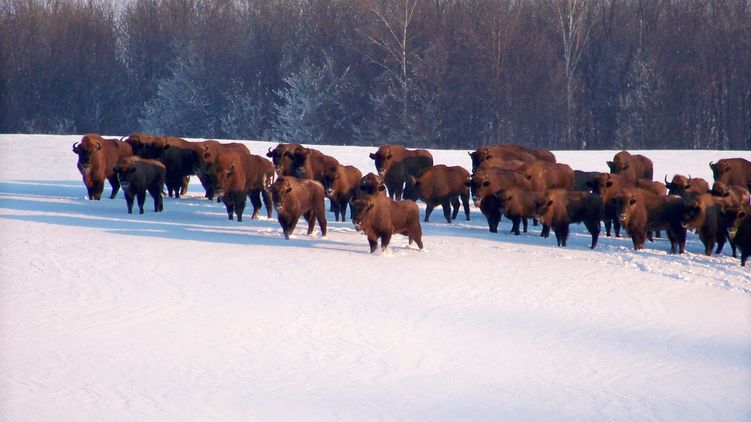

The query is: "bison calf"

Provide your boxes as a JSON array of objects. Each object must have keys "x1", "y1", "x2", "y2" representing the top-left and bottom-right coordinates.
[
  {"x1": 113, "y1": 157, "x2": 166, "y2": 214},
  {"x1": 269, "y1": 176, "x2": 327, "y2": 239},
  {"x1": 322, "y1": 164, "x2": 363, "y2": 221},
  {"x1": 494, "y1": 188, "x2": 542, "y2": 235},
  {"x1": 403, "y1": 165, "x2": 470, "y2": 223},
  {"x1": 351, "y1": 196, "x2": 423, "y2": 253}
]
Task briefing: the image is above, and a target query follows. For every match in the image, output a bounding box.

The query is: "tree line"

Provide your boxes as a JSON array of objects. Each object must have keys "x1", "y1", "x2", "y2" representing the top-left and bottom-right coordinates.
[{"x1": 1, "y1": 0, "x2": 750, "y2": 150}]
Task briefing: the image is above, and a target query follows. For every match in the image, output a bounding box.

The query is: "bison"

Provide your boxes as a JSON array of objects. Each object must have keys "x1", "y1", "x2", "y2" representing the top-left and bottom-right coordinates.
[
  {"x1": 194, "y1": 140, "x2": 251, "y2": 200},
  {"x1": 214, "y1": 151, "x2": 275, "y2": 222},
  {"x1": 265, "y1": 143, "x2": 302, "y2": 177},
  {"x1": 72, "y1": 134, "x2": 133, "y2": 200},
  {"x1": 322, "y1": 164, "x2": 363, "y2": 221},
  {"x1": 613, "y1": 187, "x2": 689, "y2": 253},
  {"x1": 467, "y1": 168, "x2": 531, "y2": 233},
  {"x1": 587, "y1": 173, "x2": 666, "y2": 237},
  {"x1": 112, "y1": 156, "x2": 165, "y2": 214},
  {"x1": 369, "y1": 144, "x2": 433, "y2": 200},
  {"x1": 710, "y1": 158, "x2": 751, "y2": 190},
  {"x1": 125, "y1": 134, "x2": 199, "y2": 198},
  {"x1": 534, "y1": 189, "x2": 602, "y2": 249},
  {"x1": 606, "y1": 151, "x2": 654, "y2": 181},
  {"x1": 289, "y1": 146, "x2": 340, "y2": 182},
  {"x1": 710, "y1": 181, "x2": 750, "y2": 208},
  {"x1": 494, "y1": 188, "x2": 543, "y2": 235},
  {"x1": 682, "y1": 193, "x2": 738, "y2": 257},
  {"x1": 520, "y1": 161, "x2": 575, "y2": 192},
  {"x1": 664, "y1": 174, "x2": 710, "y2": 197},
  {"x1": 402, "y1": 165, "x2": 470, "y2": 223},
  {"x1": 728, "y1": 203, "x2": 751, "y2": 266},
  {"x1": 351, "y1": 195, "x2": 423, "y2": 253},
  {"x1": 269, "y1": 176, "x2": 327, "y2": 239}
]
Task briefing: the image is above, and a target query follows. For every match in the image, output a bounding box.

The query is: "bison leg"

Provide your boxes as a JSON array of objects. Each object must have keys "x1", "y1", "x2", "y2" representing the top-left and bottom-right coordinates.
[
  {"x1": 263, "y1": 190, "x2": 273, "y2": 219},
  {"x1": 317, "y1": 208, "x2": 327, "y2": 237},
  {"x1": 235, "y1": 195, "x2": 247, "y2": 222},
  {"x1": 248, "y1": 191, "x2": 261, "y2": 219},
  {"x1": 614, "y1": 218, "x2": 622, "y2": 237},
  {"x1": 441, "y1": 198, "x2": 453, "y2": 223},
  {"x1": 522, "y1": 218, "x2": 528, "y2": 233},
  {"x1": 367, "y1": 237, "x2": 379, "y2": 253},
  {"x1": 180, "y1": 176, "x2": 190, "y2": 196},
  {"x1": 108, "y1": 175, "x2": 120, "y2": 199},
  {"x1": 510, "y1": 216, "x2": 521, "y2": 236},
  {"x1": 604, "y1": 218, "x2": 613, "y2": 237},
  {"x1": 585, "y1": 220, "x2": 600, "y2": 249},
  {"x1": 303, "y1": 210, "x2": 316, "y2": 235},
  {"x1": 424, "y1": 203, "x2": 435, "y2": 222},
  {"x1": 450, "y1": 197, "x2": 460, "y2": 221},
  {"x1": 148, "y1": 188, "x2": 162, "y2": 212},
  {"x1": 125, "y1": 192, "x2": 134, "y2": 214},
  {"x1": 540, "y1": 224, "x2": 550, "y2": 238},
  {"x1": 136, "y1": 191, "x2": 146, "y2": 214},
  {"x1": 487, "y1": 212, "x2": 500, "y2": 233},
  {"x1": 380, "y1": 232, "x2": 392, "y2": 251},
  {"x1": 224, "y1": 200, "x2": 235, "y2": 220},
  {"x1": 742, "y1": 252, "x2": 748, "y2": 266},
  {"x1": 631, "y1": 231, "x2": 646, "y2": 250},
  {"x1": 461, "y1": 193, "x2": 470, "y2": 221},
  {"x1": 93, "y1": 180, "x2": 105, "y2": 200}
]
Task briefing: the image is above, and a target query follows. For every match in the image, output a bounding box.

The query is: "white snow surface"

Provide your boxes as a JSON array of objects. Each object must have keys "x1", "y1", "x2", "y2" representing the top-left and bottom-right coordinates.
[{"x1": 1, "y1": 134, "x2": 749, "y2": 421}]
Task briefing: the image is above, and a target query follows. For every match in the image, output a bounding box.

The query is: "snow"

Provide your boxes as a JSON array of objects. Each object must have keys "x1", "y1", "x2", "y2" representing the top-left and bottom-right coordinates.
[{"x1": 1, "y1": 134, "x2": 749, "y2": 421}]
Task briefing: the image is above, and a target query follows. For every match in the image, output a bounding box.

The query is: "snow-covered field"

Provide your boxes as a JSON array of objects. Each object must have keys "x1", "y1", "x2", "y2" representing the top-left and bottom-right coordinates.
[{"x1": 1, "y1": 134, "x2": 749, "y2": 421}]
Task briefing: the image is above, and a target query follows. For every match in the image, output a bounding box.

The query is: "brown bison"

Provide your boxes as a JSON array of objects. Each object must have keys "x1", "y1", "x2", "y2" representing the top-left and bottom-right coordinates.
[
  {"x1": 403, "y1": 165, "x2": 471, "y2": 223},
  {"x1": 467, "y1": 168, "x2": 531, "y2": 233},
  {"x1": 265, "y1": 143, "x2": 302, "y2": 176},
  {"x1": 728, "y1": 203, "x2": 751, "y2": 266},
  {"x1": 322, "y1": 164, "x2": 363, "y2": 221},
  {"x1": 710, "y1": 158, "x2": 751, "y2": 189},
  {"x1": 351, "y1": 195, "x2": 423, "y2": 253},
  {"x1": 357, "y1": 173, "x2": 388, "y2": 198},
  {"x1": 73, "y1": 134, "x2": 133, "y2": 200},
  {"x1": 112, "y1": 156, "x2": 165, "y2": 214},
  {"x1": 606, "y1": 151, "x2": 654, "y2": 181},
  {"x1": 369, "y1": 144, "x2": 433, "y2": 200},
  {"x1": 269, "y1": 176, "x2": 327, "y2": 239},
  {"x1": 214, "y1": 151, "x2": 275, "y2": 221},
  {"x1": 613, "y1": 187, "x2": 689, "y2": 253},
  {"x1": 534, "y1": 189, "x2": 602, "y2": 249},
  {"x1": 289, "y1": 146, "x2": 340, "y2": 182},
  {"x1": 469, "y1": 146, "x2": 536, "y2": 171},
  {"x1": 664, "y1": 174, "x2": 710, "y2": 197},
  {"x1": 194, "y1": 140, "x2": 251, "y2": 200},
  {"x1": 494, "y1": 188, "x2": 543, "y2": 235},
  {"x1": 587, "y1": 173, "x2": 666, "y2": 237},
  {"x1": 682, "y1": 193, "x2": 739, "y2": 257},
  {"x1": 476, "y1": 158, "x2": 527, "y2": 172},
  {"x1": 710, "y1": 181, "x2": 750, "y2": 208},
  {"x1": 521, "y1": 161, "x2": 575, "y2": 192}
]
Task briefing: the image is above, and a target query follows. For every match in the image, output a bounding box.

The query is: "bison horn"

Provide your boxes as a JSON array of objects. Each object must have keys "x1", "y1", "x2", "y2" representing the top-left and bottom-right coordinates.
[
  {"x1": 268, "y1": 147, "x2": 273, "y2": 153},
  {"x1": 72, "y1": 141, "x2": 80, "y2": 152},
  {"x1": 385, "y1": 145, "x2": 392, "y2": 154},
  {"x1": 664, "y1": 174, "x2": 669, "y2": 184},
  {"x1": 688, "y1": 174, "x2": 692, "y2": 183},
  {"x1": 119, "y1": 136, "x2": 126, "y2": 142}
]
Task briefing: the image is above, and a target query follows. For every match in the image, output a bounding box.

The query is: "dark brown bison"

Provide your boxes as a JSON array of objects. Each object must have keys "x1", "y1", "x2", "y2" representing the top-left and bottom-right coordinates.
[
  {"x1": 728, "y1": 203, "x2": 751, "y2": 266},
  {"x1": 194, "y1": 140, "x2": 251, "y2": 200},
  {"x1": 351, "y1": 195, "x2": 423, "y2": 253},
  {"x1": 520, "y1": 161, "x2": 574, "y2": 192},
  {"x1": 494, "y1": 188, "x2": 543, "y2": 235},
  {"x1": 265, "y1": 143, "x2": 302, "y2": 176},
  {"x1": 322, "y1": 164, "x2": 362, "y2": 221},
  {"x1": 682, "y1": 193, "x2": 738, "y2": 257},
  {"x1": 710, "y1": 158, "x2": 751, "y2": 189},
  {"x1": 269, "y1": 176, "x2": 327, "y2": 239},
  {"x1": 125, "y1": 134, "x2": 200, "y2": 198},
  {"x1": 112, "y1": 156, "x2": 165, "y2": 214},
  {"x1": 664, "y1": 174, "x2": 710, "y2": 197},
  {"x1": 588, "y1": 173, "x2": 666, "y2": 237},
  {"x1": 467, "y1": 168, "x2": 531, "y2": 233},
  {"x1": 402, "y1": 165, "x2": 470, "y2": 223},
  {"x1": 289, "y1": 146, "x2": 340, "y2": 182},
  {"x1": 214, "y1": 151, "x2": 275, "y2": 222},
  {"x1": 606, "y1": 151, "x2": 654, "y2": 181},
  {"x1": 573, "y1": 170, "x2": 602, "y2": 192},
  {"x1": 613, "y1": 187, "x2": 689, "y2": 253},
  {"x1": 534, "y1": 189, "x2": 602, "y2": 249},
  {"x1": 72, "y1": 134, "x2": 133, "y2": 200},
  {"x1": 369, "y1": 144, "x2": 433, "y2": 200}
]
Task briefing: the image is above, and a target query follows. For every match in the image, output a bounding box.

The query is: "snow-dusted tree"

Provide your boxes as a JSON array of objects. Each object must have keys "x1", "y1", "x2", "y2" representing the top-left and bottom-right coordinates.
[
  {"x1": 615, "y1": 48, "x2": 661, "y2": 149},
  {"x1": 139, "y1": 52, "x2": 212, "y2": 137},
  {"x1": 271, "y1": 56, "x2": 352, "y2": 144},
  {"x1": 219, "y1": 80, "x2": 266, "y2": 140}
]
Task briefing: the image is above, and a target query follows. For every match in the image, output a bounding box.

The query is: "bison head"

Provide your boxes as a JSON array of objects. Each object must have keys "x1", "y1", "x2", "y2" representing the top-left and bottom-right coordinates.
[
  {"x1": 401, "y1": 175, "x2": 420, "y2": 201},
  {"x1": 370, "y1": 145, "x2": 394, "y2": 178},
  {"x1": 270, "y1": 177, "x2": 295, "y2": 215},
  {"x1": 665, "y1": 174, "x2": 689, "y2": 196},
  {"x1": 113, "y1": 158, "x2": 137, "y2": 192},
  {"x1": 267, "y1": 144, "x2": 294, "y2": 175},
  {"x1": 290, "y1": 147, "x2": 311, "y2": 178},
  {"x1": 322, "y1": 166, "x2": 340, "y2": 198},
  {"x1": 709, "y1": 160, "x2": 732, "y2": 182},
  {"x1": 351, "y1": 198, "x2": 375, "y2": 233},
  {"x1": 358, "y1": 173, "x2": 386, "y2": 197}
]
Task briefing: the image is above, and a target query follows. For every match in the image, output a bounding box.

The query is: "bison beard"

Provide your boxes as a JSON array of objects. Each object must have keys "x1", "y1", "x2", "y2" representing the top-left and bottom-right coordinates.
[{"x1": 351, "y1": 196, "x2": 423, "y2": 253}]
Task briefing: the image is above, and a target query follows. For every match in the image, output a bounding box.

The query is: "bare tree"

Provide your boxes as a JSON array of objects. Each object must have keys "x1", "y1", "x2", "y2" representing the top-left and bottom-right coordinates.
[{"x1": 555, "y1": 0, "x2": 597, "y2": 149}]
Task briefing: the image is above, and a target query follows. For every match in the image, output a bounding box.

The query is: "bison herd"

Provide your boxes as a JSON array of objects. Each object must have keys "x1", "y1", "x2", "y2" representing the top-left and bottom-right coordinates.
[{"x1": 72, "y1": 133, "x2": 751, "y2": 266}]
